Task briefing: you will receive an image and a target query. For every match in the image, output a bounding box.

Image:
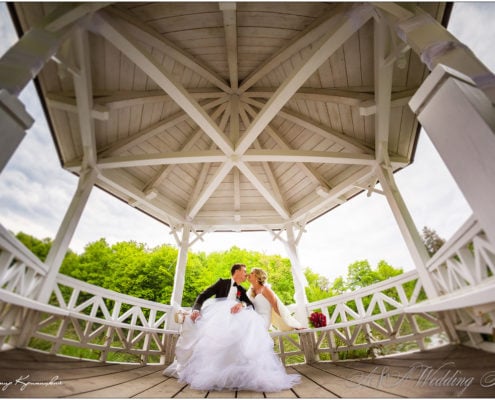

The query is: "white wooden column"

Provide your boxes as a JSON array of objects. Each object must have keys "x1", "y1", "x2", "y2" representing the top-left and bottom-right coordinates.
[
  {"x1": 410, "y1": 64, "x2": 495, "y2": 246},
  {"x1": 376, "y1": 162, "x2": 439, "y2": 298},
  {"x1": 37, "y1": 167, "x2": 97, "y2": 303},
  {"x1": 170, "y1": 224, "x2": 191, "y2": 308},
  {"x1": 281, "y1": 223, "x2": 309, "y2": 324}
]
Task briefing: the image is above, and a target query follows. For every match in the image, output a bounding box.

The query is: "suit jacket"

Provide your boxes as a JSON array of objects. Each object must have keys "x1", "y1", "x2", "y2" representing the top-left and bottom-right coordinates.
[{"x1": 192, "y1": 278, "x2": 254, "y2": 311}]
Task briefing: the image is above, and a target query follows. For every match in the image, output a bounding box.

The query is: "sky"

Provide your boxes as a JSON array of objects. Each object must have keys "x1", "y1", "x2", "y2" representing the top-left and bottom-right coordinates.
[{"x1": 1, "y1": 2, "x2": 493, "y2": 283}]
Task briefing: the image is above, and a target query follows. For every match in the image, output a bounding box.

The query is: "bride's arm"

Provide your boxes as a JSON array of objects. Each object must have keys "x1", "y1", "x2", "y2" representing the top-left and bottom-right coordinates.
[{"x1": 261, "y1": 286, "x2": 280, "y2": 315}]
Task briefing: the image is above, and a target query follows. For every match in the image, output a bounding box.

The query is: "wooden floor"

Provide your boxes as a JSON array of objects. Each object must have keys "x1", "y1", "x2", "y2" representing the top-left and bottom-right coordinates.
[{"x1": 1, "y1": 345, "x2": 494, "y2": 398}]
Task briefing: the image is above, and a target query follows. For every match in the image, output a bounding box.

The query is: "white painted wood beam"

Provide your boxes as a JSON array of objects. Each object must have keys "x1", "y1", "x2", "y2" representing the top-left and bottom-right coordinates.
[
  {"x1": 93, "y1": 13, "x2": 234, "y2": 155},
  {"x1": 220, "y1": 2, "x2": 238, "y2": 92},
  {"x1": 359, "y1": 89, "x2": 416, "y2": 116},
  {"x1": 44, "y1": 3, "x2": 112, "y2": 32},
  {"x1": 186, "y1": 107, "x2": 231, "y2": 219},
  {"x1": 170, "y1": 224, "x2": 191, "y2": 311},
  {"x1": 242, "y1": 87, "x2": 372, "y2": 106},
  {"x1": 187, "y1": 161, "x2": 234, "y2": 220},
  {"x1": 143, "y1": 103, "x2": 229, "y2": 192},
  {"x1": 373, "y1": 13, "x2": 394, "y2": 164},
  {"x1": 95, "y1": 89, "x2": 226, "y2": 110},
  {"x1": 99, "y1": 98, "x2": 227, "y2": 157},
  {"x1": 371, "y1": 2, "x2": 414, "y2": 21},
  {"x1": 73, "y1": 28, "x2": 97, "y2": 168},
  {"x1": 46, "y1": 93, "x2": 109, "y2": 120},
  {"x1": 238, "y1": 104, "x2": 288, "y2": 214},
  {"x1": 243, "y1": 149, "x2": 376, "y2": 165},
  {"x1": 238, "y1": 4, "x2": 348, "y2": 93},
  {"x1": 95, "y1": 150, "x2": 228, "y2": 170},
  {"x1": 242, "y1": 102, "x2": 332, "y2": 190},
  {"x1": 235, "y1": 4, "x2": 374, "y2": 155},
  {"x1": 101, "y1": 6, "x2": 231, "y2": 93},
  {"x1": 291, "y1": 167, "x2": 374, "y2": 220},
  {"x1": 237, "y1": 161, "x2": 290, "y2": 220},
  {"x1": 243, "y1": 97, "x2": 373, "y2": 154}
]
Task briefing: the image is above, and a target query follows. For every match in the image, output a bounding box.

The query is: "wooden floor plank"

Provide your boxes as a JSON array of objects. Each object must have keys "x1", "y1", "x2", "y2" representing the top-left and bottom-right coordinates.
[{"x1": 0, "y1": 345, "x2": 494, "y2": 398}]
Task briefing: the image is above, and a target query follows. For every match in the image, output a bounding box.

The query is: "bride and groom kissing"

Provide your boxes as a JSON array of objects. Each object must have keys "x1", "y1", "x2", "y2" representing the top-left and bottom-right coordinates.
[{"x1": 164, "y1": 263, "x2": 304, "y2": 392}]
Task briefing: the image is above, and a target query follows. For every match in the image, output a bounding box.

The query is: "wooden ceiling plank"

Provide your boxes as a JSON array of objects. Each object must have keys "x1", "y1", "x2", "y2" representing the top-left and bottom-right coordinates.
[
  {"x1": 237, "y1": 161, "x2": 290, "y2": 220},
  {"x1": 93, "y1": 12, "x2": 234, "y2": 155},
  {"x1": 143, "y1": 102, "x2": 228, "y2": 192},
  {"x1": 220, "y1": 2, "x2": 238, "y2": 92},
  {"x1": 243, "y1": 97, "x2": 373, "y2": 153},
  {"x1": 101, "y1": 6, "x2": 231, "y2": 93},
  {"x1": 44, "y1": 3, "x2": 112, "y2": 32},
  {"x1": 238, "y1": 4, "x2": 348, "y2": 93},
  {"x1": 73, "y1": 28, "x2": 97, "y2": 168}
]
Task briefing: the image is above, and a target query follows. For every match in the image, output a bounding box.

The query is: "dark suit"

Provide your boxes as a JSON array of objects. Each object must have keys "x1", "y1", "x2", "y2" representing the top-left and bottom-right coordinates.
[{"x1": 192, "y1": 278, "x2": 254, "y2": 311}]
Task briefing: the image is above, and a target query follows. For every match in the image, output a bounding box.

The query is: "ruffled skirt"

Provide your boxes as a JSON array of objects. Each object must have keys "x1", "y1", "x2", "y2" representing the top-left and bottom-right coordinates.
[{"x1": 164, "y1": 299, "x2": 300, "y2": 392}]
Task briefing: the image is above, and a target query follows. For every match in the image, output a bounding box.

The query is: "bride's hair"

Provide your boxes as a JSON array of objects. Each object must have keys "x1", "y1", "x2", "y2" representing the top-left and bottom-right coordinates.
[{"x1": 249, "y1": 268, "x2": 268, "y2": 297}]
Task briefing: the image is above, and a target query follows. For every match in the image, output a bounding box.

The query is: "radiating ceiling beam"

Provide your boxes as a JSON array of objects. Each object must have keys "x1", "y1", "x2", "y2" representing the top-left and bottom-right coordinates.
[
  {"x1": 143, "y1": 102, "x2": 229, "y2": 193},
  {"x1": 238, "y1": 4, "x2": 346, "y2": 93},
  {"x1": 374, "y1": 12, "x2": 394, "y2": 164},
  {"x1": 93, "y1": 12, "x2": 235, "y2": 155},
  {"x1": 220, "y1": 2, "x2": 238, "y2": 92},
  {"x1": 46, "y1": 93, "x2": 109, "y2": 120},
  {"x1": 237, "y1": 161, "x2": 290, "y2": 220},
  {"x1": 243, "y1": 149, "x2": 376, "y2": 165},
  {"x1": 101, "y1": 6, "x2": 231, "y2": 93},
  {"x1": 235, "y1": 5, "x2": 375, "y2": 155},
  {"x1": 73, "y1": 28, "x2": 97, "y2": 168},
  {"x1": 45, "y1": 3, "x2": 112, "y2": 32},
  {"x1": 243, "y1": 97, "x2": 373, "y2": 153},
  {"x1": 242, "y1": 102, "x2": 331, "y2": 190},
  {"x1": 99, "y1": 98, "x2": 227, "y2": 157}
]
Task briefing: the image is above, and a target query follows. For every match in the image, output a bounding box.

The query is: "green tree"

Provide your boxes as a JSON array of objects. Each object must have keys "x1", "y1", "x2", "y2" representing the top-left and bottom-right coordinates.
[{"x1": 422, "y1": 226, "x2": 445, "y2": 256}]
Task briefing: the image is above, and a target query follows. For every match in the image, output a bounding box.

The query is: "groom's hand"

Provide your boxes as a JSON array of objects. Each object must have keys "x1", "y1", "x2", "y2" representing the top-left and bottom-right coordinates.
[
  {"x1": 230, "y1": 302, "x2": 244, "y2": 314},
  {"x1": 190, "y1": 310, "x2": 201, "y2": 322}
]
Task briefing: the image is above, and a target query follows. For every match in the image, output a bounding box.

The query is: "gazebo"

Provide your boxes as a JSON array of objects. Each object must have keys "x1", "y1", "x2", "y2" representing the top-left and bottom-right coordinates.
[{"x1": 1, "y1": 2, "x2": 495, "y2": 397}]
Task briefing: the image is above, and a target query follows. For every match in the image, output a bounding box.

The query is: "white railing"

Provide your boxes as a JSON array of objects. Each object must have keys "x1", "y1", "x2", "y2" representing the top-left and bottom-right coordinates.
[{"x1": 425, "y1": 215, "x2": 495, "y2": 352}]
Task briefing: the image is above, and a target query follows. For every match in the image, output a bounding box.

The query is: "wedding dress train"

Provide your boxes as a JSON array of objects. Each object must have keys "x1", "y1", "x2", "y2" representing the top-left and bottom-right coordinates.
[{"x1": 163, "y1": 297, "x2": 300, "y2": 392}]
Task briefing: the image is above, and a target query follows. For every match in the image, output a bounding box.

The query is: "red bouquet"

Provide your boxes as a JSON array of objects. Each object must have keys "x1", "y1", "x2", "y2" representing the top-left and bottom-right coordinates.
[
  {"x1": 236, "y1": 290, "x2": 241, "y2": 300},
  {"x1": 309, "y1": 312, "x2": 327, "y2": 328}
]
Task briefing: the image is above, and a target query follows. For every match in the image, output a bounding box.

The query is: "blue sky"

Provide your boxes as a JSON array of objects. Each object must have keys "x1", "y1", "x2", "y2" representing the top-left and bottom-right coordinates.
[{"x1": 0, "y1": 3, "x2": 493, "y2": 282}]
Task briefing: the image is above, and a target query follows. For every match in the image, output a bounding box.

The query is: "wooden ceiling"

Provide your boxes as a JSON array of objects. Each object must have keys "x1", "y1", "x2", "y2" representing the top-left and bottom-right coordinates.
[{"x1": 10, "y1": 2, "x2": 449, "y2": 232}]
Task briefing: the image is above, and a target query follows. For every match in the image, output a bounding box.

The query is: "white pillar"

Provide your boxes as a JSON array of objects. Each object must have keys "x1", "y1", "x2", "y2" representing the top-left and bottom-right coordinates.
[
  {"x1": 282, "y1": 224, "x2": 309, "y2": 324},
  {"x1": 170, "y1": 224, "x2": 191, "y2": 308},
  {"x1": 37, "y1": 167, "x2": 97, "y2": 303},
  {"x1": 376, "y1": 162, "x2": 439, "y2": 298},
  {"x1": 410, "y1": 64, "x2": 495, "y2": 246}
]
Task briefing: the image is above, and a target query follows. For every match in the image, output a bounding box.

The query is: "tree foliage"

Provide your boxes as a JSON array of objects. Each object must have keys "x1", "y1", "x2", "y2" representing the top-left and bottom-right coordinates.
[
  {"x1": 422, "y1": 226, "x2": 445, "y2": 256},
  {"x1": 16, "y1": 232, "x2": 406, "y2": 307}
]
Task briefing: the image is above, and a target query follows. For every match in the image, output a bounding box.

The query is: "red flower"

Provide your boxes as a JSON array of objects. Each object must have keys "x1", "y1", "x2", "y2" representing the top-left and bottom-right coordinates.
[
  {"x1": 236, "y1": 290, "x2": 241, "y2": 299},
  {"x1": 309, "y1": 312, "x2": 327, "y2": 328}
]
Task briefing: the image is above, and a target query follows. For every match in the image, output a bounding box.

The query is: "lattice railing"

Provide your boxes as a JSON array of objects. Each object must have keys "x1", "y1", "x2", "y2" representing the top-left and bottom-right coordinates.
[
  {"x1": 283, "y1": 270, "x2": 445, "y2": 363},
  {"x1": 426, "y1": 215, "x2": 495, "y2": 351}
]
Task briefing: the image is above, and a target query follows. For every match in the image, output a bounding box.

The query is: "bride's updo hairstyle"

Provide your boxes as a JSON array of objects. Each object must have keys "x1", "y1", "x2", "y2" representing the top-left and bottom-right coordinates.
[{"x1": 251, "y1": 268, "x2": 267, "y2": 285}]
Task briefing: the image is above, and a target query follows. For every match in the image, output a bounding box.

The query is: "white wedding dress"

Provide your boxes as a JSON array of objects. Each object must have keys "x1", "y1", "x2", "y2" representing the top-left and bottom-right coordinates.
[{"x1": 163, "y1": 294, "x2": 300, "y2": 392}]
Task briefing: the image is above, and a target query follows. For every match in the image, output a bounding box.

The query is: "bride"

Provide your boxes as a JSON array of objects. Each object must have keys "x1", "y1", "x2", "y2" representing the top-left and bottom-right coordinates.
[{"x1": 163, "y1": 268, "x2": 304, "y2": 392}]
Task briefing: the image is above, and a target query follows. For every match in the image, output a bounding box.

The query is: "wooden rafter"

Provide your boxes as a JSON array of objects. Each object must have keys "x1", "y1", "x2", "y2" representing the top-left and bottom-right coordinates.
[
  {"x1": 93, "y1": 12, "x2": 234, "y2": 155},
  {"x1": 101, "y1": 6, "x2": 231, "y2": 93},
  {"x1": 220, "y1": 2, "x2": 238, "y2": 92}
]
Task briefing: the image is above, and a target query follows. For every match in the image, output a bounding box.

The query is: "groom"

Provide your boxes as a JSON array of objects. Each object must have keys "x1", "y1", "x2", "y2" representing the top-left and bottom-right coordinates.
[{"x1": 190, "y1": 263, "x2": 254, "y2": 322}]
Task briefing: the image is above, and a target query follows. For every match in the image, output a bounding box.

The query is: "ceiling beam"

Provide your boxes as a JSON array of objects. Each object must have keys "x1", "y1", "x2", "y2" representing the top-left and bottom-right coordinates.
[
  {"x1": 243, "y1": 149, "x2": 376, "y2": 165},
  {"x1": 220, "y1": 2, "x2": 238, "y2": 92},
  {"x1": 237, "y1": 161, "x2": 290, "y2": 220},
  {"x1": 143, "y1": 102, "x2": 229, "y2": 193},
  {"x1": 93, "y1": 12, "x2": 234, "y2": 155},
  {"x1": 238, "y1": 3, "x2": 346, "y2": 93},
  {"x1": 99, "y1": 98, "x2": 227, "y2": 157},
  {"x1": 243, "y1": 97, "x2": 373, "y2": 153},
  {"x1": 46, "y1": 93, "x2": 109, "y2": 120},
  {"x1": 101, "y1": 6, "x2": 231, "y2": 93},
  {"x1": 72, "y1": 28, "x2": 97, "y2": 168}
]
